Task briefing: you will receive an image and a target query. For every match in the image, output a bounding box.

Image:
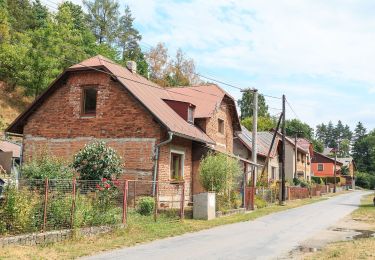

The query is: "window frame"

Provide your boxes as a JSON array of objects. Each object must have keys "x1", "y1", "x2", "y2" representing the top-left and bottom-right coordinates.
[
  {"x1": 218, "y1": 118, "x2": 225, "y2": 134},
  {"x1": 187, "y1": 106, "x2": 194, "y2": 123},
  {"x1": 170, "y1": 149, "x2": 185, "y2": 182},
  {"x1": 81, "y1": 86, "x2": 98, "y2": 117},
  {"x1": 318, "y1": 163, "x2": 324, "y2": 171}
]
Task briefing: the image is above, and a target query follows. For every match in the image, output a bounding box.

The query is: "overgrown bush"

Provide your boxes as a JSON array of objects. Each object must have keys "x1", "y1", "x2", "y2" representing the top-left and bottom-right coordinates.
[
  {"x1": 0, "y1": 186, "x2": 42, "y2": 235},
  {"x1": 254, "y1": 196, "x2": 267, "y2": 209},
  {"x1": 72, "y1": 141, "x2": 123, "y2": 180},
  {"x1": 356, "y1": 172, "x2": 375, "y2": 189},
  {"x1": 137, "y1": 196, "x2": 155, "y2": 216},
  {"x1": 199, "y1": 152, "x2": 241, "y2": 193},
  {"x1": 22, "y1": 155, "x2": 73, "y2": 179},
  {"x1": 230, "y1": 191, "x2": 242, "y2": 209},
  {"x1": 293, "y1": 178, "x2": 311, "y2": 188}
]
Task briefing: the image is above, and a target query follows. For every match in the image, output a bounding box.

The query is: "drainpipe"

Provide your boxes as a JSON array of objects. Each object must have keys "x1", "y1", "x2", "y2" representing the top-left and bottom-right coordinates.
[{"x1": 152, "y1": 132, "x2": 173, "y2": 196}]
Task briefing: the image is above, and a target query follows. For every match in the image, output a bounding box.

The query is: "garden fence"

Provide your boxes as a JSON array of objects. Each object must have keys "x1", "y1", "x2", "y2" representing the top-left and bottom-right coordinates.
[{"x1": 0, "y1": 178, "x2": 186, "y2": 237}]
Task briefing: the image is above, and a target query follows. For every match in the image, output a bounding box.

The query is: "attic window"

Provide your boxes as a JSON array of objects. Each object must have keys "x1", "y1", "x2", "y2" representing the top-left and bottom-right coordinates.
[
  {"x1": 82, "y1": 87, "x2": 97, "y2": 116},
  {"x1": 188, "y1": 107, "x2": 194, "y2": 123},
  {"x1": 218, "y1": 119, "x2": 224, "y2": 134}
]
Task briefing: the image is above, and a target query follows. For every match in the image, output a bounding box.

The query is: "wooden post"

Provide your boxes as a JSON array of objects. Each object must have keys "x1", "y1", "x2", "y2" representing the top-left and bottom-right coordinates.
[
  {"x1": 180, "y1": 182, "x2": 185, "y2": 220},
  {"x1": 122, "y1": 180, "x2": 128, "y2": 225},
  {"x1": 43, "y1": 178, "x2": 49, "y2": 232},
  {"x1": 70, "y1": 178, "x2": 77, "y2": 229},
  {"x1": 133, "y1": 181, "x2": 136, "y2": 208}
]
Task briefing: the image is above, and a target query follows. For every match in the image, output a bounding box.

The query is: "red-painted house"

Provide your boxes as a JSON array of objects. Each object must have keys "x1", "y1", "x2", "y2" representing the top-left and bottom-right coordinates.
[{"x1": 311, "y1": 152, "x2": 343, "y2": 179}]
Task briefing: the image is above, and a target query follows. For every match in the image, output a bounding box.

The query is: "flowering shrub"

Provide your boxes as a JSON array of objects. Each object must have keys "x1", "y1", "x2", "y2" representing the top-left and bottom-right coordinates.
[
  {"x1": 94, "y1": 178, "x2": 121, "y2": 212},
  {"x1": 72, "y1": 141, "x2": 123, "y2": 180}
]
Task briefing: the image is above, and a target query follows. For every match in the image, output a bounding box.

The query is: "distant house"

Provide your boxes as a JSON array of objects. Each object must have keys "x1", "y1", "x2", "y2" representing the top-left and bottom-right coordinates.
[
  {"x1": 234, "y1": 127, "x2": 281, "y2": 182},
  {"x1": 0, "y1": 140, "x2": 21, "y2": 175},
  {"x1": 5, "y1": 55, "x2": 254, "y2": 204},
  {"x1": 311, "y1": 152, "x2": 343, "y2": 181},
  {"x1": 336, "y1": 157, "x2": 356, "y2": 188}
]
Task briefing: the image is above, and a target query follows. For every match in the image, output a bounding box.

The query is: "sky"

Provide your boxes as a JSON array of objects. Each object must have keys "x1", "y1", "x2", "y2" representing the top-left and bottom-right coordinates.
[{"x1": 46, "y1": 0, "x2": 375, "y2": 131}]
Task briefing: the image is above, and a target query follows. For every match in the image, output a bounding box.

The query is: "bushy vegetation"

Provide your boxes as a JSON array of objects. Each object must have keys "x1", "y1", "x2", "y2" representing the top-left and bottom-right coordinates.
[
  {"x1": 199, "y1": 153, "x2": 242, "y2": 211},
  {"x1": 254, "y1": 196, "x2": 267, "y2": 209},
  {"x1": 22, "y1": 154, "x2": 73, "y2": 179},
  {"x1": 137, "y1": 197, "x2": 155, "y2": 216},
  {"x1": 72, "y1": 141, "x2": 122, "y2": 180},
  {"x1": 355, "y1": 172, "x2": 375, "y2": 189}
]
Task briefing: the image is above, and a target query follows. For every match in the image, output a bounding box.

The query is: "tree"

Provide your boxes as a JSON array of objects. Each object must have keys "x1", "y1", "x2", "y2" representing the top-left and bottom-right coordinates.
[
  {"x1": 326, "y1": 121, "x2": 336, "y2": 148},
  {"x1": 353, "y1": 121, "x2": 366, "y2": 143},
  {"x1": 199, "y1": 152, "x2": 240, "y2": 193},
  {"x1": 312, "y1": 139, "x2": 324, "y2": 153},
  {"x1": 146, "y1": 42, "x2": 169, "y2": 85},
  {"x1": 352, "y1": 131, "x2": 375, "y2": 173},
  {"x1": 241, "y1": 116, "x2": 276, "y2": 132},
  {"x1": 285, "y1": 119, "x2": 313, "y2": 140},
  {"x1": 237, "y1": 92, "x2": 269, "y2": 119},
  {"x1": 166, "y1": 48, "x2": 200, "y2": 87},
  {"x1": 30, "y1": 0, "x2": 48, "y2": 29},
  {"x1": 83, "y1": 0, "x2": 120, "y2": 44},
  {"x1": 338, "y1": 139, "x2": 350, "y2": 157},
  {"x1": 316, "y1": 123, "x2": 327, "y2": 143},
  {"x1": 72, "y1": 141, "x2": 123, "y2": 180},
  {"x1": 6, "y1": 0, "x2": 33, "y2": 32},
  {"x1": 117, "y1": 5, "x2": 147, "y2": 77}
]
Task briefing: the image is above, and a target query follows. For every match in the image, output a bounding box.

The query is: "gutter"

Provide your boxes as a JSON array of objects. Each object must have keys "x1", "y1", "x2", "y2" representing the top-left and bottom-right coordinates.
[{"x1": 152, "y1": 132, "x2": 174, "y2": 196}]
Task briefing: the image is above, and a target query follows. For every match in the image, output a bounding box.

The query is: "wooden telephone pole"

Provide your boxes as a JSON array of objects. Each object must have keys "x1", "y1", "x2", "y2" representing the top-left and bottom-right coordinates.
[{"x1": 281, "y1": 94, "x2": 286, "y2": 205}]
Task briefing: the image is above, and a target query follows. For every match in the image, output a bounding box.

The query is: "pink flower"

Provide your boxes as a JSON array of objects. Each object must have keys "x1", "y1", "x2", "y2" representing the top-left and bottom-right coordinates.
[
  {"x1": 102, "y1": 178, "x2": 107, "y2": 182},
  {"x1": 105, "y1": 183, "x2": 111, "y2": 189}
]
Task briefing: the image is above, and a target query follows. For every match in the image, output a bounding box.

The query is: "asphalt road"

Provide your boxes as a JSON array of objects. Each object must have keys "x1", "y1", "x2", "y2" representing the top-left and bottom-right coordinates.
[{"x1": 84, "y1": 191, "x2": 369, "y2": 260}]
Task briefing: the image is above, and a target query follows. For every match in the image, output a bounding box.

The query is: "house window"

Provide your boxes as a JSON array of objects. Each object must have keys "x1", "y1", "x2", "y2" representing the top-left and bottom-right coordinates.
[
  {"x1": 271, "y1": 167, "x2": 276, "y2": 180},
  {"x1": 82, "y1": 87, "x2": 97, "y2": 115},
  {"x1": 170, "y1": 152, "x2": 184, "y2": 180},
  {"x1": 318, "y1": 164, "x2": 324, "y2": 171},
  {"x1": 188, "y1": 107, "x2": 194, "y2": 123},
  {"x1": 218, "y1": 119, "x2": 224, "y2": 134}
]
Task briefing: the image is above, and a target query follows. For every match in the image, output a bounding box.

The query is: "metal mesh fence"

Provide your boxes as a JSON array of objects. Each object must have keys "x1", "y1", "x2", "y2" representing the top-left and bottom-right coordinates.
[{"x1": 0, "y1": 178, "x2": 186, "y2": 237}]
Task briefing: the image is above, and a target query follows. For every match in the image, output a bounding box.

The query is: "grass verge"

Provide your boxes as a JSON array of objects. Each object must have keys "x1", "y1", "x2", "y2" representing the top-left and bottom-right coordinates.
[
  {"x1": 305, "y1": 193, "x2": 375, "y2": 260},
  {"x1": 0, "y1": 192, "x2": 345, "y2": 260}
]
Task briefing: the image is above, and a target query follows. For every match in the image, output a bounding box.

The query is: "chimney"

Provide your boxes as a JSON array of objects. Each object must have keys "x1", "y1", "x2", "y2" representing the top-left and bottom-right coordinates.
[{"x1": 126, "y1": 61, "x2": 137, "y2": 74}]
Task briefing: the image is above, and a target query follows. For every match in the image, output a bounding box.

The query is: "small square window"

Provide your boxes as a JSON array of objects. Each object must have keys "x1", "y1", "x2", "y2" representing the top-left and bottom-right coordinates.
[
  {"x1": 318, "y1": 164, "x2": 324, "y2": 171},
  {"x1": 170, "y1": 153, "x2": 183, "y2": 180},
  {"x1": 82, "y1": 88, "x2": 97, "y2": 115},
  {"x1": 218, "y1": 119, "x2": 224, "y2": 134},
  {"x1": 188, "y1": 107, "x2": 194, "y2": 123}
]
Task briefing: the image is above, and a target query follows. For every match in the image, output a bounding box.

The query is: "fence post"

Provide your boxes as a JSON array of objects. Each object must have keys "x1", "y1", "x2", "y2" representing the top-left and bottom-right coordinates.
[
  {"x1": 287, "y1": 186, "x2": 291, "y2": 201},
  {"x1": 180, "y1": 182, "x2": 185, "y2": 220},
  {"x1": 154, "y1": 181, "x2": 159, "y2": 222},
  {"x1": 42, "y1": 178, "x2": 49, "y2": 232},
  {"x1": 133, "y1": 181, "x2": 136, "y2": 208},
  {"x1": 70, "y1": 178, "x2": 77, "y2": 229},
  {"x1": 122, "y1": 180, "x2": 128, "y2": 225}
]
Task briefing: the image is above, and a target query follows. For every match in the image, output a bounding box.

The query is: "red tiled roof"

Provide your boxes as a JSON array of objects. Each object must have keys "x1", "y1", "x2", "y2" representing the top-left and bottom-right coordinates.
[
  {"x1": 7, "y1": 55, "x2": 221, "y2": 144},
  {"x1": 0, "y1": 141, "x2": 21, "y2": 157}
]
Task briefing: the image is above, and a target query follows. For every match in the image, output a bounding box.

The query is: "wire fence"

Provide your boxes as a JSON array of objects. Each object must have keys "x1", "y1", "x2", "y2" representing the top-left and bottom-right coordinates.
[{"x1": 0, "y1": 178, "x2": 187, "y2": 237}]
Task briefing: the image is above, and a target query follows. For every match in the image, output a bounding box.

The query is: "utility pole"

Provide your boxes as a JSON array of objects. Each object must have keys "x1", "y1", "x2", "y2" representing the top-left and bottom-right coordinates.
[
  {"x1": 252, "y1": 89, "x2": 258, "y2": 187},
  {"x1": 281, "y1": 94, "x2": 286, "y2": 205},
  {"x1": 241, "y1": 88, "x2": 258, "y2": 210},
  {"x1": 333, "y1": 141, "x2": 340, "y2": 193}
]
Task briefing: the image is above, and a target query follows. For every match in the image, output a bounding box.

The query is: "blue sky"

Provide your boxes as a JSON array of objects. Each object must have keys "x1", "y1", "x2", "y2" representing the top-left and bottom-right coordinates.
[{"x1": 48, "y1": 0, "x2": 375, "y2": 131}]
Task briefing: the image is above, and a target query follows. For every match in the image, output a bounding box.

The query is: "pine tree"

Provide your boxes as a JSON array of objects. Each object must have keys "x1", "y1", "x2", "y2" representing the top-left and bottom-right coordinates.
[
  {"x1": 238, "y1": 92, "x2": 269, "y2": 119},
  {"x1": 117, "y1": 5, "x2": 147, "y2": 77},
  {"x1": 353, "y1": 121, "x2": 366, "y2": 143}
]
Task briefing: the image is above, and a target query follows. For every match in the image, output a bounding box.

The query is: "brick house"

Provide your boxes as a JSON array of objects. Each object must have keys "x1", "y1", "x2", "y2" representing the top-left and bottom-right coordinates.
[{"x1": 5, "y1": 55, "x2": 246, "y2": 203}]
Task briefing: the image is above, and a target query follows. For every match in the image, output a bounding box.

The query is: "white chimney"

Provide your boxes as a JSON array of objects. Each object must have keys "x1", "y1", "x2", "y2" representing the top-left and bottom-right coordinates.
[{"x1": 126, "y1": 61, "x2": 137, "y2": 74}]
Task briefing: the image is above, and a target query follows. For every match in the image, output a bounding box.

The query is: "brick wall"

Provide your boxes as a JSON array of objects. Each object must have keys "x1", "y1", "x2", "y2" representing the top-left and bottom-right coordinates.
[
  {"x1": 204, "y1": 99, "x2": 234, "y2": 153},
  {"x1": 22, "y1": 71, "x2": 163, "y2": 179}
]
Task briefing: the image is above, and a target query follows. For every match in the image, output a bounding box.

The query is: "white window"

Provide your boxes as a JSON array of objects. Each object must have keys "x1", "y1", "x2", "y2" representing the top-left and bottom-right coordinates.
[
  {"x1": 318, "y1": 164, "x2": 324, "y2": 171},
  {"x1": 170, "y1": 150, "x2": 185, "y2": 180},
  {"x1": 188, "y1": 107, "x2": 194, "y2": 123}
]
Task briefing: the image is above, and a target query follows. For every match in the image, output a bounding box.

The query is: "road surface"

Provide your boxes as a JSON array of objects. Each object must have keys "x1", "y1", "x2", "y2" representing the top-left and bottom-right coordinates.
[{"x1": 84, "y1": 191, "x2": 369, "y2": 260}]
